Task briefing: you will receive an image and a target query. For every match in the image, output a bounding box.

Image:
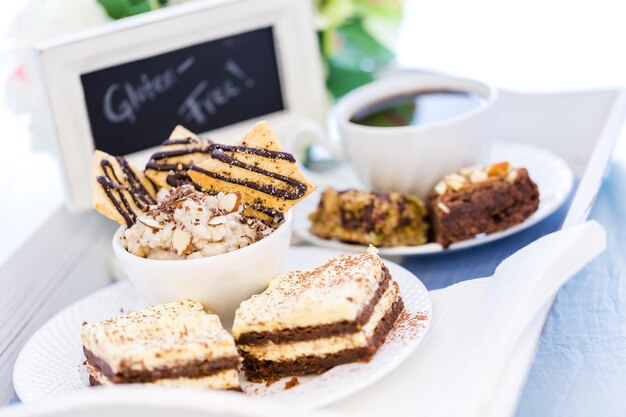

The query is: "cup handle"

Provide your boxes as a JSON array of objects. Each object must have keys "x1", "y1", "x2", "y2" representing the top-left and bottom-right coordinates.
[{"x1": 284, "y1": 119, "x2": 345, "y2": 162}]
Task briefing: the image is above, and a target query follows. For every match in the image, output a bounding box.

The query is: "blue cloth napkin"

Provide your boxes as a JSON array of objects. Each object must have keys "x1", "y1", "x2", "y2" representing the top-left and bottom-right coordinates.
[{"x1": 515, "y1": 162, "x2": 626, "y2": 417}]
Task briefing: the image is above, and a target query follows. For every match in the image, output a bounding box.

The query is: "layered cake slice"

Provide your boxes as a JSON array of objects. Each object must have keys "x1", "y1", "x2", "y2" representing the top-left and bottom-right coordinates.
[
  {"x1": 232, "y1": 247, "x2": 404, "y2": 381},
  {"x1": 81, "y1": 300, "x2": 241, "y2": 390},
  {"x1": 429, "y1": 162, "x2": 540, "y2": 248}
]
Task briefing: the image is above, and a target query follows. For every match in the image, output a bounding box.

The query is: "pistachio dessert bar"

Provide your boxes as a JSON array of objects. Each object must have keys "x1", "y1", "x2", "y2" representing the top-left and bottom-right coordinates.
[{"x1": 309, "y1": 189, "x2": 429, "y2": 246}]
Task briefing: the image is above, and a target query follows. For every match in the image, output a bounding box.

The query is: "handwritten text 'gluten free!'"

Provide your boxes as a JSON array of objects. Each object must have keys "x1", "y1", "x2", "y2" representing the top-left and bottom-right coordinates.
[{"x1": 102, "y1": 57, "x2": 254, "y2": 125}]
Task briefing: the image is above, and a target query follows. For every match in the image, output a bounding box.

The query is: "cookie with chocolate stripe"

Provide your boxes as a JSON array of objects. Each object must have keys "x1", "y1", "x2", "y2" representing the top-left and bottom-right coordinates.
[
  {"x1": 93, "y1": 150, "x2": 157, "y2": 227},
  {"x1": 187, "y1": 121, "x2": 315, "y2": 220},
  {"x1": 144, "y1": 125, "x2": 212, "y2": 189}
]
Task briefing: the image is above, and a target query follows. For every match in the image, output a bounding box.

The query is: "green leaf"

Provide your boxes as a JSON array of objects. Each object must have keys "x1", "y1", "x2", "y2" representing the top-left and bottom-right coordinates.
[
  {"x1": 316, "y1": 0, "x2": 357, "y2": 30},
  {"x1": 354, "y1": 0, "x2": 403, "y2": 23},
  {"x1": 351, "y1": 100, "x2": 415, "y2": 127},
  {"x1": 325, "y1": 61, "x2": 375, "y2": 98},
  {"x1": 98, "y1": 0, "x2": 164, "y2": 19},
  {"x1": 362, "y1": 15, "x2": 401, "y2": 50},
  {"x1": 325, "y1": 19, "x2": 394, "y2": 72}
]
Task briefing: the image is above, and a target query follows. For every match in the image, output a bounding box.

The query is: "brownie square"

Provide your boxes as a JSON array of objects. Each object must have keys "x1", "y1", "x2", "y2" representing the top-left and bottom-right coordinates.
[{"x1": 429, "y1": 166, "x2": 540, "y2": 248}]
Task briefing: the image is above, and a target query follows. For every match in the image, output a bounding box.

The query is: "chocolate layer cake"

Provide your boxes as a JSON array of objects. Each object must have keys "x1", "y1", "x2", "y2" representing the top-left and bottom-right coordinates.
[
  {"x1": 81, "y1": 300, "x2": 241, "y2": 390},
  {"x1": 232, "y1": 247, "x2": 404, "y2": 382},
  {"x1": 429, "y1": 162, "x2": 540, "y2": 248},
  {"x1": 308, "y1": 189, "x2": 429, "y2": 246}
]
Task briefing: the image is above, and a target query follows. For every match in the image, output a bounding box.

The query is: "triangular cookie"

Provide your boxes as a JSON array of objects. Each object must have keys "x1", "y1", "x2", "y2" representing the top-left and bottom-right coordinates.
[
  {"x1": 144, "y1": 125, "x2": 212, "y2": 189},
  {"x1": 93, "y1": 150, "x2": 157, "y2": 227},
  {"x1": 188, "y1": 121, "x2": 315, "y2": 218}
]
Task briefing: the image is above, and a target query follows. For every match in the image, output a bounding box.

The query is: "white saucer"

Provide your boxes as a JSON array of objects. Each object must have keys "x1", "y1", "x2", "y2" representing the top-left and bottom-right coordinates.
[
  {"x1": 13, "y1": 247, "x2": 432, "y2": 408},
  {"x1": 294, "y1": 142, "x2": 574, "y2": 256}
]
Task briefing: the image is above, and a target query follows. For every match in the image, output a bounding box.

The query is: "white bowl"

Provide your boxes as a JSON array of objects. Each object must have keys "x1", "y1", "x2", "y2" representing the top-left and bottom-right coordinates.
[{"x1": 113, "y1": 211, "x2": 292, "y2": 326}]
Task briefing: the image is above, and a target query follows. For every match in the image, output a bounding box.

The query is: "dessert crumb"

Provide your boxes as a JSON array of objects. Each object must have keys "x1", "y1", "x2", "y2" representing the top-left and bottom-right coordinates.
[
  {"x1": 265, "y1": 377, "x2": 278, "y2": 387},
  {"x1": 284, "y1": 377, "x2": 300, "y2": 390}
]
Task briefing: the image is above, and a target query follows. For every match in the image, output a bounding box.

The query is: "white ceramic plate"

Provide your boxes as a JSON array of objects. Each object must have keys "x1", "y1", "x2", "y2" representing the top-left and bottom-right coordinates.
[
  {"x1": 294, "y1": 142, "x2": 574, "y2": 255},
  {"x1": 13, "y1": 247, "x2": 432, "y2": 408},
  {"x1": 2, "y1": 386, "x2": 345, "y2": 417}
]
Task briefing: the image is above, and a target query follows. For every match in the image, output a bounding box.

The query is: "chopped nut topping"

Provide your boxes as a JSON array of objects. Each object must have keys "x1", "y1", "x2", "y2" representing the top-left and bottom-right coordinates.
[
  {"x1": 434, "y1": 161, "x2": 518, "y2": 195},
  {"x1": 437, "y1": 202, "x2": 451, "y2": 214},
  {"x1": 217, "y1": 193, "x2": 241, "y2": 213},
  {"x1": 444, "y1": 174, "x2": 467, "y2": 191},
  {"x1": 208, "y1": 216, "x2": 228, "y2": 226},
  {"x1": 434, "y1": 181, "x2": 448, "y2": 195},
  {"x1": 122, "y1": 186, "x2": 275, "y2": 259},
  {"x1": 137, "y1": 215, "x2": 163, "y2": 230},
  {"x1": 487, "y1": 161, "x2": 511, "y2": 176},
  {"x1": 507, "y1": 169, "x2": 519, "y2": 183},
  {"x1": 171, "y1": 229, "x2": 192, "y2": 255},
  {"x1": 469, "y1": 169, "x2": 488, "y2": 183},
  {"x1": 459, "y1": 165, "x2": 479, "y2": 176}
]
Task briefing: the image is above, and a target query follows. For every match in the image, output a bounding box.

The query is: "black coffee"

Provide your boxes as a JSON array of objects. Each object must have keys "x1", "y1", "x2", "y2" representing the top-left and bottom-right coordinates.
[{"x1": 350, "y1": 90, "x2": 485, "y2": 127}]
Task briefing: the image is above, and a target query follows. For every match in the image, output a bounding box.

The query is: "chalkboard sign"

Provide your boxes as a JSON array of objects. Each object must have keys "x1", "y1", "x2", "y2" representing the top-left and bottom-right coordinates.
[
  {"x1": 36, "y1": 0, "x2": 326, "y2": 210},
  {"x1": 80, "y1": 27, "x2": 284, "y2": 156}
]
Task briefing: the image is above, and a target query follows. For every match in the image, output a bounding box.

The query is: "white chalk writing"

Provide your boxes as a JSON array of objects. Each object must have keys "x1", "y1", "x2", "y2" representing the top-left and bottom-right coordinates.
[
  {"x1": 102, "y1": 57, "x2": 196, "y2": 124},
  {"x1": 177, "y1": 60, "x2": 254, "y2": 125}
]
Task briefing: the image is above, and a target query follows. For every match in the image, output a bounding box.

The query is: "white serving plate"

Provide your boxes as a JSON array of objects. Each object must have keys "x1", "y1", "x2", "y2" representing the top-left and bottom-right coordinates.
[
  {"x1": 13, "y1": 247, "x2": 432, "y2": 409},
  {"x1": 293, "y1": 142, "x2": 574, "y2": 255},
  {"x1": 2, "y1": 386, "x2": 345, "y2": 417}
]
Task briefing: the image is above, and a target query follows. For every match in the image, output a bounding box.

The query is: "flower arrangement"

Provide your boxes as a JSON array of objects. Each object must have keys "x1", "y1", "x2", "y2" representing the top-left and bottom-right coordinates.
[
  {"x1": 94, "y1": 0, "x2": 404, "y2": 97},
  {"x1": 315, "y1": 0, "x2": 403, "y2": 97},
  {"x1": 6, "y1": 0, "x2": 402, "y2": 149}
]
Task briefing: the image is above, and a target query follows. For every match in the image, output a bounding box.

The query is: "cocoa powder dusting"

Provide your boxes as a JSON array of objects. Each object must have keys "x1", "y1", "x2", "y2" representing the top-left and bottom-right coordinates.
[
  {"x1": 284, "y1": 377, "x2": 300, "y2": 390},
  {"x1": 386, "y1": 310, "x2": 430, "y2": 343}
]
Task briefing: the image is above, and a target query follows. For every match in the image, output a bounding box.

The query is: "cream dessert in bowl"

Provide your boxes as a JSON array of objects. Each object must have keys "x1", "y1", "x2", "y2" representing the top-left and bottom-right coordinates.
[
  {"x1": 121, "y1": 185, "x2": 272, "y2": 260},
  {"x1": 112, "y1": 210, "x2": 292, "y2": 326},
  {"x1": 94, "y1": 121, "x2": 314, "y2": 323}
]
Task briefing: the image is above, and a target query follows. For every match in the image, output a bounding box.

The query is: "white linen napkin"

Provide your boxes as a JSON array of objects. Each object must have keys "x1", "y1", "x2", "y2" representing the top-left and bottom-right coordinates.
[{"x1": 330, "y1": 220, "x2": 606, "y2": 417}]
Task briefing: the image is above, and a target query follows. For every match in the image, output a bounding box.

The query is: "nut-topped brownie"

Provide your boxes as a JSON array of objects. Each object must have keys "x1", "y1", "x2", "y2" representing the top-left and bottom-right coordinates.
[
  {"x1": 308, "y1": 189, "x2": 429, "y2": 246},
  {"x1": 232, "y1": 246, "x2": 403, "y2": 381},
  {"x1": 429, "y1": 162, "x2": 540, "y2": 248},
  {"x1": 81, "y1": 300, "x2": 241, "y2": 390}
]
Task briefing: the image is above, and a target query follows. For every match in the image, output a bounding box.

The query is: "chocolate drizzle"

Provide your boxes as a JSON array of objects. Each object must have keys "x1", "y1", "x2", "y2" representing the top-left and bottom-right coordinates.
[
  {"x1": 189, "y1": 143, "x2": 306, "y2": 200},
  {"x1": 146, "y1": 146, "x2": 211, "y2": 164},
  {"x1": 97, "y1": 175, "x2": 135, "y2": 228},
  {"x1": 96, "y1": 157, "x2": 155, "y2": 227},
  {"x1": 145, "y1": 137, "x2": 213, "y2": 187},
  {"x1": 166, "y1": 172, "x2": 195, "y2": 189},
  {"x1": 248, "y1": 203, "x2": 285, "y2": 224},
  {"x1": 114, "y1": 157, "x2": 156, "y2": 209},
  {"x1": 212, "y1": 143, "x2": 296, "y2": 163},
  {"x1": 144, "y1": 139, "x2": 304, "y2": 221}
]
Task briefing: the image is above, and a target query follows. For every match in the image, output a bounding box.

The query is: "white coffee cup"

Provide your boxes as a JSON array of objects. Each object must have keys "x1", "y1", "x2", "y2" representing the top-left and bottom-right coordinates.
[{"x1": 286, "y1": 73, "x2": 498, "y2": 198}]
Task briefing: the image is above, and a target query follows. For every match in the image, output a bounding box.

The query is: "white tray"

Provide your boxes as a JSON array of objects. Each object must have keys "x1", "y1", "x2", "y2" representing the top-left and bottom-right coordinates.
[{"x1": 1, "y1": 88, "x2": 625, "y2": 405}]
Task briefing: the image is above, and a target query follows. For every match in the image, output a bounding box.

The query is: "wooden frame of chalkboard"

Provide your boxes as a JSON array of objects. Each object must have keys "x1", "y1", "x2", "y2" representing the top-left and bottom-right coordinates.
[{"x1": 34, "y1": 0, "x2": 326, "y2": 211}]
